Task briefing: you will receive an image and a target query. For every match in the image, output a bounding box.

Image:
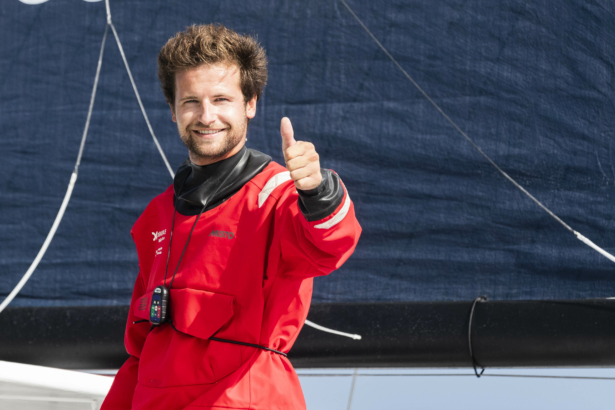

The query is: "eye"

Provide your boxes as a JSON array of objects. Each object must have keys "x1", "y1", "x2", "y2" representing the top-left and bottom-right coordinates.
[{"x1": 215, "y1": 97, "x2": 229, "y2": 102}]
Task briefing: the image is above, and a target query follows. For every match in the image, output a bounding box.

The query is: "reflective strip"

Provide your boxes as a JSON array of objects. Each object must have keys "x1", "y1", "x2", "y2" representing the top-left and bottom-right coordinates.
[
  {"x1": 258, "y1": 171, "x2": 292, "y2": 208},
  {"x1": 314, "y1": 192, "x2": 351, "y2": 229}
]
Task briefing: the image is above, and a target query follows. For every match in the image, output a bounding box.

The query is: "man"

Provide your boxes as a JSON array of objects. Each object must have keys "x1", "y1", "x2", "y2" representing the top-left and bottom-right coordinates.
[{"x1": 102, "y1": 24, "x2": 361, "y2": 410}]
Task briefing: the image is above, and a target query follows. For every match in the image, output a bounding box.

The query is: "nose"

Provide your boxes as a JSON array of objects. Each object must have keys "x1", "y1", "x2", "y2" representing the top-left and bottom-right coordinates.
[{"x1": 198, "y1": 101, "x2": 217, "y2": 126}]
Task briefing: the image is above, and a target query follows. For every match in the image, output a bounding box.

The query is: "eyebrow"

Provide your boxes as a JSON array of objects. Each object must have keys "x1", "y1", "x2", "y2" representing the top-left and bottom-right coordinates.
[{"x1": 179, "y1": 94, "x2": 231, "y2": 101}]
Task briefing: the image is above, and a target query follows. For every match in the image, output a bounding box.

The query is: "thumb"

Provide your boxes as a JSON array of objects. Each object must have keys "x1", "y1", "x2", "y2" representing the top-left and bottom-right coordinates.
[{"x1": 280, "y1": 117, "x2": 296, "y2": 155}]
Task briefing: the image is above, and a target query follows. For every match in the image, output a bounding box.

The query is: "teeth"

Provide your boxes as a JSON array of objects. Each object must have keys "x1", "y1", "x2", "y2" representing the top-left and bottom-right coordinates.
[{"x1": 196, "y1": 129, "x2": 222, "y2": 135}]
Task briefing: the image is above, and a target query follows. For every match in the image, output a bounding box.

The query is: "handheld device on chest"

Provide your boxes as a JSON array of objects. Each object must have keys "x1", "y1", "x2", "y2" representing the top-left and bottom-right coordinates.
[{"x1": 149, "y1": 285, "x2": 169, "y2": 325}]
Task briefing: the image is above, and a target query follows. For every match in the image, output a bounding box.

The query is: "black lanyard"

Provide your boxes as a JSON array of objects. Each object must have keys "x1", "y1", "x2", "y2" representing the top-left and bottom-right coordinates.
[{"x1": 164, "y1": 160, "x2": 238, "y2": 291}]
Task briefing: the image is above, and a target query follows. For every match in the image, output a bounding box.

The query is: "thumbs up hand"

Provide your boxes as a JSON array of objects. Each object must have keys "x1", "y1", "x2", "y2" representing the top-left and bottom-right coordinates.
[{"x1": 281, "y1": 117, "x2": 322, "y2": 191}]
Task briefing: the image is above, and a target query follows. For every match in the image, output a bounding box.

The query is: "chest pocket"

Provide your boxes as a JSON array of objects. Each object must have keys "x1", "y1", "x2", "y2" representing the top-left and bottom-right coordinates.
[
  {"x1": 169, "y1": 288, "x2": 234, "y2": 338},
  {"x1": 134, "y1": 288, "x2": 234, "y2": 337},
  {"x1": 135, "y1": 288, "x2": 240, "y2": 388}
]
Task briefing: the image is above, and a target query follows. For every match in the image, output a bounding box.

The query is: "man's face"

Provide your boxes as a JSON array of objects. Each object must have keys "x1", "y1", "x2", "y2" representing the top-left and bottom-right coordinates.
[{"x1": 171, "y1": 63, "x2": 257, "y2": 166}]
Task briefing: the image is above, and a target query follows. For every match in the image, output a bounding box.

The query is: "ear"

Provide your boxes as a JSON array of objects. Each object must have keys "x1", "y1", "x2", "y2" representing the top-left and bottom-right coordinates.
[
  {"x1": 246, "y1": 95, "x2": 257, "y2": 119},
  {"x1": 169, "y1": 103, "x2": 177, "y2": 123}
]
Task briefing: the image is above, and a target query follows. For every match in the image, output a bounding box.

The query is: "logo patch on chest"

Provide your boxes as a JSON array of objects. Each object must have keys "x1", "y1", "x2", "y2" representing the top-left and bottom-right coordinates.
[
  {"x1": 209, "y1": 230, "x2": 235, "y2": 239},
  {"x1": 152, "y1": 229, "x2": 167, "y2": 242}
]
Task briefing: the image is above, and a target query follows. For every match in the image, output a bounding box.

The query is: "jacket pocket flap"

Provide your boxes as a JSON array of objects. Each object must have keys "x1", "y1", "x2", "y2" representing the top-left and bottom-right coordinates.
[
  {"x1": 169, "y1": 288, "x2": 234, "y2": 340},
  {"x1": 133, "y1": 291, "x2": 153, "y2": 321}
]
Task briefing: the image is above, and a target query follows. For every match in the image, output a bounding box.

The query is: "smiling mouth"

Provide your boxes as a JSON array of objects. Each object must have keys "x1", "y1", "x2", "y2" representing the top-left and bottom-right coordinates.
[{"x1": 193, "y1": 129, "x2": 225, "y2": 137}]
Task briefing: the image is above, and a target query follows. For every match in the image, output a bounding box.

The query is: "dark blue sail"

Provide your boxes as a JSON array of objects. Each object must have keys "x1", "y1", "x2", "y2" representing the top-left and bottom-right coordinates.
[{"x1": 2, "y1": 0, "x2": 615, "y2": 309}]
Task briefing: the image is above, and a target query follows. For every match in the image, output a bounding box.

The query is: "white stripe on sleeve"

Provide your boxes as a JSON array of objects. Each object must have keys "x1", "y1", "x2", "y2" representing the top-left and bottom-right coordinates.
[{"x1": 314, "y1": 192, "x2": 351, "y2": 229}]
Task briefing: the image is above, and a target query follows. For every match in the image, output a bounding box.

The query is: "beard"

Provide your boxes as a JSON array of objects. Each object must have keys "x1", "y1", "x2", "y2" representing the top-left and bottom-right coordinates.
[{"x1": 179, "y1": 116, "x2": 247, "y2": 163}]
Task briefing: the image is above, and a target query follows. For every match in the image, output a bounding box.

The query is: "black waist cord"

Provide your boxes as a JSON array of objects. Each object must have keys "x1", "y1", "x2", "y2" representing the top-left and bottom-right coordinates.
[
  {"x1": 168, "y1": 321, "x2": 287, "y2": 357},
  {"x1": 209, "y1": 336, "x2": 288, "y2": 357},
  {"x1": 133, "y1": 319, "x2": 148, "y2": 324}
]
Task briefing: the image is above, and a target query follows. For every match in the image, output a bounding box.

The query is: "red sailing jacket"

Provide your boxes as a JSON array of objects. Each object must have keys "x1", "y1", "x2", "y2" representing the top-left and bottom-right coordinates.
[{"x1": 101, "y1": 161, "x2": 361, "y2": 410}]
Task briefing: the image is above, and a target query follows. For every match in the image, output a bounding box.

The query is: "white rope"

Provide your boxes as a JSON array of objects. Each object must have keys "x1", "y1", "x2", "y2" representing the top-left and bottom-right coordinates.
[
  {"x1": 305, "y1": 319, "x2": 362, "y2": 340},
  {"x1": 0, "y1": 173, "x2": 77, "y2": 314},
  {"x1": 0, "y1": 25, "x2": 109, "y2": 315},
  {"x1": 105, "y1": 0, "x2": 174, "y2": 178},
  {"x1": 575, "y1": 232, "x2": 615, "y2": 263},
  {"x1": 104, "y1": 0, "x2": 111, "y2": 25},
  {"x1": 339, "y1": 0, "x2": 615, "y2": 264},
  {"x1": 75, "y1": 24, "x2": 109, "y2": 172}
]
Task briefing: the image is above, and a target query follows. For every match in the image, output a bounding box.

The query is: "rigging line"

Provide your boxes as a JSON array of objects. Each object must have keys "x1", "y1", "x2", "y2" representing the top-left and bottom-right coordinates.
[
  {"x1": 297, "y1": 373, "x2": 615, "y2": 380},
  {"x1": 346, "y1": 368, "x2": 358, "y2": 410},
  {"x1": 338, "y1": 0, "x2": 615, "y2": 264},
  {"x1": 305, "y1": 319, "x2": 362, "y2": 340},
  {"x1": 75, "y1": 25, "x2": 109, "y2": 172},
  {"x1": 468, "y1": 296, "x2": 487, "y2": 378},
  {"x1": 0, "y1": 24, "x2": 109, "y2": 315},
  {"x1": 105, "y1": 0, "x2": 174, "y2": 178}
]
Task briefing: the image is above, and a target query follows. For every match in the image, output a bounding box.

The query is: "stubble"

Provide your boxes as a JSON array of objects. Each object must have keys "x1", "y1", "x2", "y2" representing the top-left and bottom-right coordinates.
[{"x1": 179, "y1": 116, "x2": 247, "y2": 163}]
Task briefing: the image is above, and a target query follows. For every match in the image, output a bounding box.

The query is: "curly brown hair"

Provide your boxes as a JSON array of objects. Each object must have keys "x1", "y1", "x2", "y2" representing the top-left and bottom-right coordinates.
[{"x1": 158, "y1": 24, "x2": 268, "y2": 106}]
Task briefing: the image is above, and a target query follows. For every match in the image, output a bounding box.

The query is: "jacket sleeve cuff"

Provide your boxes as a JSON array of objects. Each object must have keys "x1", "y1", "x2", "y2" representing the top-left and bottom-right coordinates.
[{"x1": 297, "y1": 169, "x2": 345, "y2": 222}]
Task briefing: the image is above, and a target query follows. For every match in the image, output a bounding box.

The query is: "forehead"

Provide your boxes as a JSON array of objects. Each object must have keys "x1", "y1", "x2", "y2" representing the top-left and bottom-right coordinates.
[{"x1": 175, "y1": 63, "x2": 241, "y2": 96}]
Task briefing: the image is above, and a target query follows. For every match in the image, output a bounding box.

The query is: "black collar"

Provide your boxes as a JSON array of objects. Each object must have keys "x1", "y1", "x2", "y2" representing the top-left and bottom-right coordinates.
[{"x1": 173, "y1": 146, "x2": 271, "y2": 216}]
